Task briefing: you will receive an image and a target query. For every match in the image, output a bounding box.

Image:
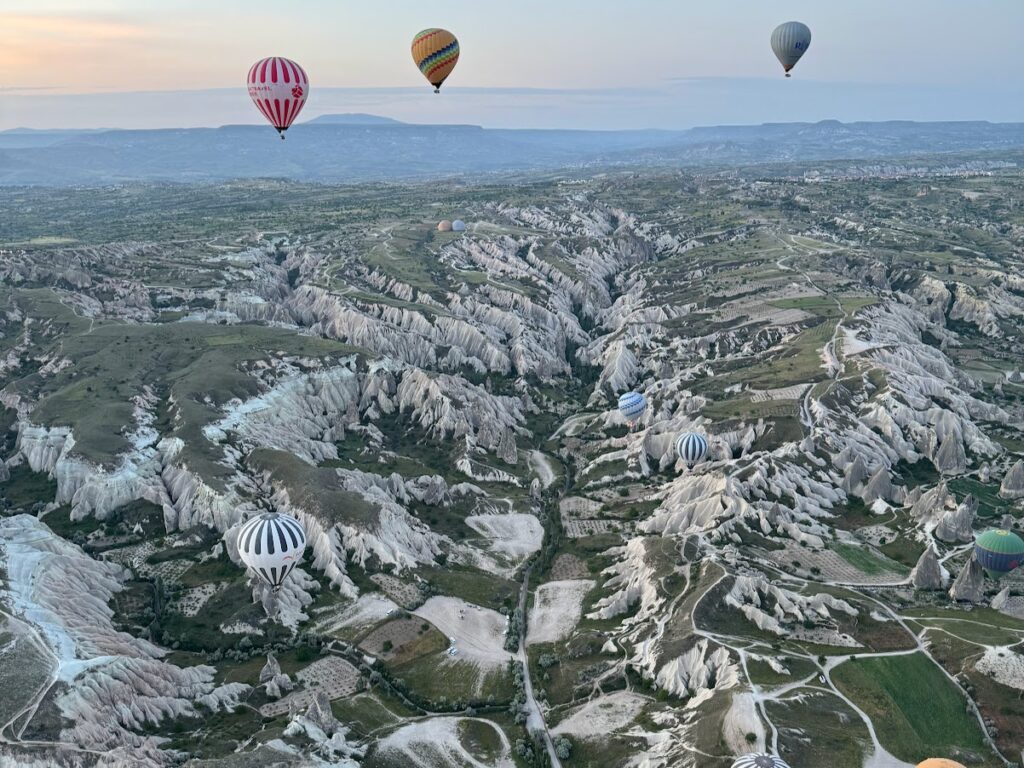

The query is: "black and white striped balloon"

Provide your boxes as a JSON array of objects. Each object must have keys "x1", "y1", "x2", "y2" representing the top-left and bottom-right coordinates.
[
  {"x1": 732, "y1": 755, "x2": 791, "y2": 768},
  {"x1": 675, "y1": 431, "x2": 709, "y2": 468},
  {"x1": 237, "y1": 512, "x2": 306, "y2": 592}
]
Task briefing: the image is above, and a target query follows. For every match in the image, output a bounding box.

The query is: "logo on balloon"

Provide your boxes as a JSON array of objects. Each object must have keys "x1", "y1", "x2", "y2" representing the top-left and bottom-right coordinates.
[{"x1": 291, "y1": 86, "x2": 304, "y2": 98}]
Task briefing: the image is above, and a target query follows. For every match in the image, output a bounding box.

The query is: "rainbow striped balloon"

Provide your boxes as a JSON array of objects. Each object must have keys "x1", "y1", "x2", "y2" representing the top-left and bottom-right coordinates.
[{"x1": 412, "y1": 28, "x2": 460, "y2": 92}]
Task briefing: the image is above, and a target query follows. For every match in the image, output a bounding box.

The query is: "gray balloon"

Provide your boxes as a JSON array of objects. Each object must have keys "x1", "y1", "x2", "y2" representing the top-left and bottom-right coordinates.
[{"x1": 771, "y1": 21, "x2": 811, "y2": 77}]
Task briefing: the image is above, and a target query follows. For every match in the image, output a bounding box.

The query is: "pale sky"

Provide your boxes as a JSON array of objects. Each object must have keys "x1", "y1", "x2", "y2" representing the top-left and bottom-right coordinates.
[{"x1": 2, "y1": 1, "x2": 1024, "y2": 129}]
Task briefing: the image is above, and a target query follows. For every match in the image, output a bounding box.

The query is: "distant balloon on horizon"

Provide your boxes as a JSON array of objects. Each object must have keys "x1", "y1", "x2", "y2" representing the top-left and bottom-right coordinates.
[
  {"x1": 247, "y1": 56, "x2": 309, "y2": 138},
  {"x1": 412, "y1": 28, "x2": 460, "y2": 93},
  {"x1": 771, "y1": 22, "x2": 812, "y2": 77}
]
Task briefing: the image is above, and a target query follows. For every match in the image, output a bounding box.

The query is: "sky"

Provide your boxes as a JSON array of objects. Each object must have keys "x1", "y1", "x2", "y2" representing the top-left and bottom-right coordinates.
[{"x1": 2, "y1": 0, "x2": 1024, "y2": 130}]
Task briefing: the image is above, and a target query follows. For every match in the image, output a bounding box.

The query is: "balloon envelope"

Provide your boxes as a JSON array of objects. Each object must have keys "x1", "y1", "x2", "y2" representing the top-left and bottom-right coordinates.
[
  {"x1": 237, "y1": 512, "x2": 306, "y2": 591},
  {"x1": 412, "y1": 28, "x2": 460, "y2": 92},
  {"x1": 770, "y1": 22, "x2": 811, "y2": 76},
  {"x1": 617, "y1": 391, "x2": 648, "y2": 423},
  {"x1": 732, "y1": 755, "x2": 791, "y2": 768},
  {"x1": 916, "y1": 761, "x2": 966, "y2": 768},
  {"x1": 676, "y1": 432, "x2": 709, "y2": 468},
  {"x1": 452, "y1": 220, "x2": 467, "y2": 231},
  {"x1": 438, "y1": 220, "x2": 453, "y2": 232},
  {"x1": 974, "y1": 529, "x2": 1024, "y2": 577},
  {"x1": 247, "y1": 57, "x2": 309, "y2": 136}
]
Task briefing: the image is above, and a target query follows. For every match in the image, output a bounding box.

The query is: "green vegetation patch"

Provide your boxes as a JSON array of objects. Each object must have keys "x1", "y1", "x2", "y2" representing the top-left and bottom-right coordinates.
[
  {"x1": 330, "y1": 692, "x2": 402, "y2": 740},
  {"x1": 745, "y1": 655, "x2": 818, "y2": 687},
  {"x1": 831, "y1": 653, "x2": 989, "y2": 763},
  {"x1": 0, "y1": 463, "x2": 58, "y2": 513},
  {"x1": 926, "y1": 632, "x2": 1024, "y2": 759},
  {"x1": 419, "y1": 566, "x2": 519, "y2": 613},
  {"x1": 458, "y1": 718, "x2": 505, "y2": 764},
  {"x1": 948, "y1": 477, "x2": 1009, "y2": 519},
  {"x1": 766, "y1": 689, "x2": 869, "y2": 768},
  {"x1": 832, "y1": 542, "x2": 906, "y2": 576}
]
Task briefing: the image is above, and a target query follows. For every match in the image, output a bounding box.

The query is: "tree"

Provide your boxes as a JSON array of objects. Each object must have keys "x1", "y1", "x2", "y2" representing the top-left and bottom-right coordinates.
[{"x1": 555, "y1": 736, "x2": 572, "y2": 760}]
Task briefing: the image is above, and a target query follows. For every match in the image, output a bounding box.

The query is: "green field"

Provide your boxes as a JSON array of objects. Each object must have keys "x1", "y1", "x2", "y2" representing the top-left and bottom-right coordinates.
[
  {"x1": 832, "y1": 542, "x2": 906, "y2": 576},
  {"x1": 767, "y1": 689, "x2": 869, "y2": 768},
  {"x1": 7, "y1": 287, "x2": 357, "y2": 472},
  {"x1": 831, "y1": 653, "x2": 993, "y2": 764}
]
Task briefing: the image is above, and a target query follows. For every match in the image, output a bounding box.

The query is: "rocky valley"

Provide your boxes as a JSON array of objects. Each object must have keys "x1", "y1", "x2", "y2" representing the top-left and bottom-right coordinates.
[{"x1": 1, "y1": 154, "x2": 1023, "y2": 768}]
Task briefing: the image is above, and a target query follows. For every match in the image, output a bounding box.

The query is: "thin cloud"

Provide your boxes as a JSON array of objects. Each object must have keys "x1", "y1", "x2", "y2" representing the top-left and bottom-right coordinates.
[{"x1": 0, "y1": 86, "x2": 66, "y2": 92}]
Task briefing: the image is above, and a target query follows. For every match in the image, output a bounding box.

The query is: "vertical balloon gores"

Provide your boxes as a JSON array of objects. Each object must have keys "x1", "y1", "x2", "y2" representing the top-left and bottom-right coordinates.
[
  {"x1": 771, "y1": 21, "x2": 812, "y2": 78},
  {"x1": 412, "y1": 28, "x2": 460, "y2": 93},
  {"x1": 237, "y1": 512, "x2": 307, "y2": 592},
  {"x1": 247, "y1": 57, "x2": 310, "y2": 138}
]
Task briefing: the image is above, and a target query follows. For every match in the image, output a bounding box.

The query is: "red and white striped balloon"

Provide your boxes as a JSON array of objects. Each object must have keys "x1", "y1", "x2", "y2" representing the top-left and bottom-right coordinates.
[{"x1": 246, "y1": 57, "x2": 309, "y2": 139}]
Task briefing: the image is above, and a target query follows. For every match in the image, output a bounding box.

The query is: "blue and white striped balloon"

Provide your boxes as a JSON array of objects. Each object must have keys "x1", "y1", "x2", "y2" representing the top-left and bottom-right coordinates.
[
  {"x1": 237, "y1": 512, "x2": 306, "y2": 592},
  {"x1": 732, "y1": 755, "x2": 791, "y2": 768},
  {"x1": 675, "y1": 431, "x2": 709, "y2": 468},
  {"x1": 617, "y1": 391, "x2": 648, "y2": 423}
]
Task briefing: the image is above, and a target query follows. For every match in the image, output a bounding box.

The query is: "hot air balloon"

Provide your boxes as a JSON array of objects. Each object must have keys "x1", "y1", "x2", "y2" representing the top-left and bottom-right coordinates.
[
  {"x1": 247, "y1": 57, "x2": 309, "y2": 138},
  {"x1": 771, "y1": 22, "x2": 811, "y2": 77},
  {"x1": 973, "y1": 529, "x2": 1024, "y2": 578},
  {"x1": 916, "y1": 761, "x2": 966, "y2": 768},
  {"x1": 237, "y1": 512, "x2": 306, "y2": 591},
  {"x1": 676, "y1": 432, "x2": 709, "y2": 468},
  {"x1": 618, "y1": 391, "x2": 648, "y2": 425},
  {"x1": 438, "y1": 220, "x2": 453, "y2": 232},
  {"x1": 732, "y1": 755, "x2": 791, "y2": 768},
  {"x1": 452, "y1": 220, "x2": 467, "y2": 232},
  {"x1": 412, "y1": 28, "x2": 460, "y2": 93}
]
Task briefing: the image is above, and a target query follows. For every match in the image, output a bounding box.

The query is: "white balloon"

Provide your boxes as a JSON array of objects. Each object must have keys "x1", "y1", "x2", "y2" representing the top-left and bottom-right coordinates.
[
  {"x1": 236, "y1": 512, "x2": 306, "y2": 591},
  {"x1": 771, "y1": 21, "x2": 812, "y2": 77},
  {"x1": 675, "y1": 432, "x2": 709, "y2": 468}
]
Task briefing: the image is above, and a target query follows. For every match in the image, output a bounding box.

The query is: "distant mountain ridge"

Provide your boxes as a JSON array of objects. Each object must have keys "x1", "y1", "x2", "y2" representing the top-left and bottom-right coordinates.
[
  {"x1": 1, "y1": 117, "x2": 1023, "y2": 186},
  {"x1": 304, "y1": 113, "x2": 406, "y2": 126}
]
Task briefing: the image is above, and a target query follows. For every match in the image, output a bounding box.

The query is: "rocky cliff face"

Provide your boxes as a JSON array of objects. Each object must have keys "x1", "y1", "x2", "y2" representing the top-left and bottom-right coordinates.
[
  {"x1": 911, "y1": 547, "x2": 947, "y2": 590},
  {"x1": 949, "y1": 557, "x2": 986, "y2": 603},
  {"x1": 0, "y1": 516, "x2": 248, "y2": 762},
  {"x1": 649, "y1": 639, "x2": 739, "y2": 705},
  {"x1": 935, "y1": 494, "x2": 978, "y2": 543},
  {"x1": 724, "y1": 575, "x2": 858, "y2": 635},
  {"x1": 1001, "y1": 460, "x2": 1024, "y2": 500},
  {"x1": 4, "y1": 174, "x2": 1023, "y2": 766}
]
